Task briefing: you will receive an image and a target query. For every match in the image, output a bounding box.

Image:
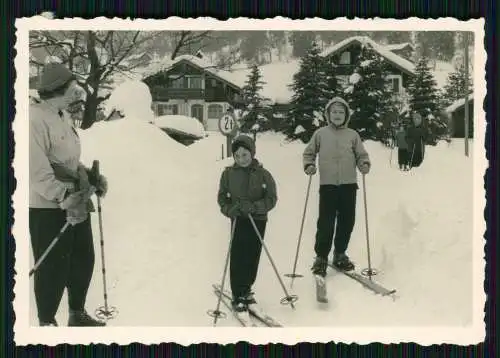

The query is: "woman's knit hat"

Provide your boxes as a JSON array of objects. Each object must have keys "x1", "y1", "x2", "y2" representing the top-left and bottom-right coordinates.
[{"x1": 37, "y1": 63, "x2": 76, "y2": 92}]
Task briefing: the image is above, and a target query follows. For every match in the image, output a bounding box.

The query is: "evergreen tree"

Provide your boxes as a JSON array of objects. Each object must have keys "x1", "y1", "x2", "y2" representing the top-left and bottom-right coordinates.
[
  {"x1": 289, "y1": 31, "x2": 317, "y2": 58},
  {"x1": 283, "y1": 40, "x2": 340, "y2": 142},
  {"x1": 441, "y1": 63, "x2": 473, "y2": 107},
  {"x1": 344, "y1": 42, "x2": 398, "y2": 143},
  {"x1": 239, "y1": 64, "x2": 270, "y2": 133},
  {"x1": 406, "y1": 55, "x2": 447, "y2": 144}
]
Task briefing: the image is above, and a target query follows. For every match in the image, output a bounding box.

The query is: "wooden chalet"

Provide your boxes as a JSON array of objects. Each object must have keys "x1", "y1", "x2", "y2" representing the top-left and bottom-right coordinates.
[
  {"x1": 384, "y1": 42, "x2": 415, "y2": 62},
  {"x1": 142, "y1": 55, "x2": 243, "y2": 132},
  {"x1": 445, "y1": 94, "x2": 474, "y2": 138},
  {"x1": 320, "y1": 36, "x2": 416, "y2": 102}
]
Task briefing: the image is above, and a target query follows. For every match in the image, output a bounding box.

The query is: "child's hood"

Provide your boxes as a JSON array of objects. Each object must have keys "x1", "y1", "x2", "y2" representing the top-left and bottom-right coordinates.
[{"x1": 324, "y1": 96, "x2": 352, "y2": 128}]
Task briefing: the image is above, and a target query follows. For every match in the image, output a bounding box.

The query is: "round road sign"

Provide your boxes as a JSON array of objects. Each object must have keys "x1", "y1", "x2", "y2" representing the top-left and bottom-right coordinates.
[{"x1": 218, "y1": 113, "x2": 237, "y2": 136}]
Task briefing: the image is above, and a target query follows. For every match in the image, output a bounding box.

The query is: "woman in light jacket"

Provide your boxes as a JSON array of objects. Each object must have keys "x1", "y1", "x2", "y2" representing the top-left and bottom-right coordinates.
[{"x1": 30, "y1": 63, "x2": 108, "y2": 327}]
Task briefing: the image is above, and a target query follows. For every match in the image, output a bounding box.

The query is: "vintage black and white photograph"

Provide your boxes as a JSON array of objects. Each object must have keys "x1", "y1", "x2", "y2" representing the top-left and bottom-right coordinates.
[{"x1": 14, "y1": 17, "x2": 485, "y2": 345}]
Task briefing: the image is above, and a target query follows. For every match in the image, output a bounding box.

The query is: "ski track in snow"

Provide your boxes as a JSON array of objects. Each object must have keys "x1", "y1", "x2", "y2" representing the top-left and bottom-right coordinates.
[{"x1": 29, "y1": 81, "x2": 474, "y2": 327}]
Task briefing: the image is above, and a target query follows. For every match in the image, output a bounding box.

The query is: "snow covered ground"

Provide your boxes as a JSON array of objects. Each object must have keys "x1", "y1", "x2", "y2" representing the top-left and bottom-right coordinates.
[{"x1": 29, "y1": 112, "x2": 480, "y2": 329}]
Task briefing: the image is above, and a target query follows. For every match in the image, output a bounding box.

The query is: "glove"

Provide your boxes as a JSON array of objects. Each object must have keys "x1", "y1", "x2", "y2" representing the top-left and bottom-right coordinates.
[
  {"x1": 359, "y1": 162, "x2": 370, "y2": 174},
  {"x1": 304, "y1": 165, "x2": 317, "y2": 175},
  {"x1": 60, "y1": 187, "x2": 96, "y2": 226},
  {"x1": 77, "y1": 165, "x2": 91, "y2": 191},
  {"x1": 239, "y1": 200, "x2": 256, "y2": 216},
  {"x1": 95, "y1": 174, "x2": 108, "y2": 198},
  {"x1": 59, "y1": 190, "x2": 85, "y2": 211},
  {"x1": 226, "y1": 203, "x2": 240, "y2": 218}
]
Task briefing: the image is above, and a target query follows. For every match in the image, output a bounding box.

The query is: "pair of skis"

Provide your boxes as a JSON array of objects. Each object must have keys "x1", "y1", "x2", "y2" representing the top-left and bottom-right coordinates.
[
  {"x1": 212, "y1": 284, "x2": 283, "y2": 327},
  {"x1": 315, "y1": 263, "x2": 396, "y2": 303}
]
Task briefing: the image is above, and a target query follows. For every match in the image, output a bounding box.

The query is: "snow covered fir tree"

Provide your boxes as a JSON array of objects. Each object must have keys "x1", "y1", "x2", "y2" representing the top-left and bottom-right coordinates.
[
  {"x1": 343, "y1": 43, "x2": 398, "y2": 144},
  {"x1": 406, "y1": 55, "x2": 448, "y2": 144},
  {"x1": 441, "y1": 62, "x2": 473, "y2": 108},
  {"x1": 238, "y1": 64, "x2": 270, "y2": 133},
  {"x1": 283, "y1": 40, "x2": 341, "y2": 143}
]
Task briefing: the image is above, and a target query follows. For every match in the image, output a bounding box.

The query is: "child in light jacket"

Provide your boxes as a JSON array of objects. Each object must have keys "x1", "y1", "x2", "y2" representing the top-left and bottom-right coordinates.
[{"x1": 303, "y1": 96, "x2": 371, "y2": 277}]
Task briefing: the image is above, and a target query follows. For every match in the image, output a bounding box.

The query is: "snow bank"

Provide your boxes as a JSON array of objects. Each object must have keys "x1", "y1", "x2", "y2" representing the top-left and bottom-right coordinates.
[{"x1": 153, "y1": 115, "x2": 206, "y2": 138}]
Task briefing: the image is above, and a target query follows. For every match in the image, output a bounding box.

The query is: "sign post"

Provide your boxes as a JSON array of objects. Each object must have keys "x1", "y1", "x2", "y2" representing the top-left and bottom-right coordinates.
[{"x1": 218, "y1": 112, "x2": 238, "y2": 158}]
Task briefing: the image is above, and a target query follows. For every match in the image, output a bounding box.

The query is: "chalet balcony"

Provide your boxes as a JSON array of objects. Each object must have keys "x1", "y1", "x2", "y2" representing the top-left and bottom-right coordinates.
[
  {"x1": 150, "y1": 86, "x2": 237, "y2": 103},
  {"x1": 204, "y1": 87, "x2": 236, "y2": 102},
  {"x1": 151, "y1": 87, "x2": 204, "y2": 101}
]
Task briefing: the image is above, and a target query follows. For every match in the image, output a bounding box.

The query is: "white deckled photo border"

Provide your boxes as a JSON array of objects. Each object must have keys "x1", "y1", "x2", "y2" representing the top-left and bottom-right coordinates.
[{"x1": 13, "y1": 16, "x2": 487, "y2": 346}]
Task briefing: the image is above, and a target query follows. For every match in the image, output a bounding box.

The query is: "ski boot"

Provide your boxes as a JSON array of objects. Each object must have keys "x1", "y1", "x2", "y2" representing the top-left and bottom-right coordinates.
[
  {"x1": 311, "y1": 256, "x2": 328, "y2": 277},
  {"x1": 68, "y1": 309, "x2": 106, "y2": 327},
  {"x1": 39, "y1": 318, "x2": 58, "y2": 327},
  {"x1": 332, "y1": 252, "x2": 355, "y2": 271},
  {"x1": 242, "y1": 291, "x2": 257, "y2": 305},
  {"x1": 231, "y1": 297, "x2": 249, "y2": 313}
]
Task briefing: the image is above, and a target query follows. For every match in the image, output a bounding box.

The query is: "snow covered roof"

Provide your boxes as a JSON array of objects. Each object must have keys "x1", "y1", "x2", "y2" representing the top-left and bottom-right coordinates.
[
  {"x1": 385, "y1": 42, "x2": 415, "y2": 51},
  {"x1": 445, "y1": 93, "x2": 474, "y2": 113},
  {"x1": 320, "y1": 36, "x2": 416, "y2": 75},
  {"x1": 142, "y1": 54, "x2": 244, "y2": 90}
]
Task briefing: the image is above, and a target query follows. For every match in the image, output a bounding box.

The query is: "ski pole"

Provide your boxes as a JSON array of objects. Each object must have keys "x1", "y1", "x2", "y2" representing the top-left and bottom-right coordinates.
[
  {"x1": 92, "y1": 160, "x2": 117, "y2": 321},
  {"x1": 29, "y1": 221, "x2": 71, "y2": 277},
  {"x1": 360, "y1": 174, "x2": 377, "y2": 280},
  {"x1": 248, "y1": 214, "x2": 298, "y2": 309},
  {"x1": 389, "y1": 146, "x2": 394, "y2": 168},
  {"x1": 208, "y1": 217, "x2": 237, "y2": 326},
  {"x1": 285, "y1": 174, "x2": 312, "y2": 288},
  {"x1": 409, "y1": 143, "x2": 415, "y2": 170}
]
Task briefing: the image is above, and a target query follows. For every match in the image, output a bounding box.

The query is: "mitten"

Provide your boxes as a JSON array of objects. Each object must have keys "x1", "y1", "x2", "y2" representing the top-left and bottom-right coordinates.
[
  {"x1": 304, "y1": 164, "x2": 317, "y2": 175},
  {"x1": 359, "y1": 162, "x2": 370, "y2": 174},
  {"x1": 227, "y1": 203, "x2": 241, "y2": 218},
  {"x1": 96, "y1": 174, "x2": 108, "y2": 197},
  {"x1": 239, "y1": 200, "x2": 256, "y2": 215}
]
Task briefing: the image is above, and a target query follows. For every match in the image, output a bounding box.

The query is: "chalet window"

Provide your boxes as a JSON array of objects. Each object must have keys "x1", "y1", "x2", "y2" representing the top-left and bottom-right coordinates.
[
  {"x1": 208, "y1": 104, "x2": 223, "y2": 119},
  {"x1": 339, "y1": 51, "x2": 351, "y2": 65},
  {"x1": 386, "y1": 75, "x2": 402, "y2": 93},
  {"x1": 169, "y1": 76, "x2": 184, "y2": 89},
  {"x1": 157, "y1": 103, "x2": 178, "y2": 116},
  {"x1": 188, "y1": 76, "x2": 202, "y2": 89}
]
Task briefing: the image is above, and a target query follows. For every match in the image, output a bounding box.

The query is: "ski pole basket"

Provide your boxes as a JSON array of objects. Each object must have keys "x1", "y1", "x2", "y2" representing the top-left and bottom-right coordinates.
[
  {"x1": 280, "y1": 294, "x2": 299, "y2": 305},
  {"x1": 95, "y1": 305, "x2": 118, "y2": 320},
  {"x1": 361, "y1": 267, "x2": 379, "y2": 278},
  {"x1": 207, "y1": 309, "x2": 227, "y2": 319}
]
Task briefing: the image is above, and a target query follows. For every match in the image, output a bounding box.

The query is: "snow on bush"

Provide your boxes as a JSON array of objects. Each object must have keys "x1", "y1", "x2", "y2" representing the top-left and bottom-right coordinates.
[
  {"x1": 349, "y1": 72, "x2": 362, "y2": 84},
  {"x1": 294, "y1": 125, "x2": 306, "y2": 134},
  {"x1": 154, "y1": 115, "x2": 206, "y2": 138}
]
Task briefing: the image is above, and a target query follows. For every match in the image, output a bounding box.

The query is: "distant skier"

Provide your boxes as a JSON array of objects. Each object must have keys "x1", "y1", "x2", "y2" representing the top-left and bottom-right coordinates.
[
  {"x1": 217, "y1": 134, "x2": 278, "y2": 313},
  {"x1": 406, "y1": 112, "x2": 426, "y2": 169},
  {"x1": 303, "y1": 96, "x2": 371, "y2": 277},
  {"x1": 395, "y1": 124, "x2": 410, "y2": 171}
]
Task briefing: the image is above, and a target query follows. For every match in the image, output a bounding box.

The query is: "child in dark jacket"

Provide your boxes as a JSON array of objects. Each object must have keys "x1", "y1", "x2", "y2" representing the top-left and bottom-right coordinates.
[
  {"x1": 303, "y1": 96, "x2": 371, "y2": 277},
  {"x1": 217, "y1": 134, "x2": 278, "y2": 312}
]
